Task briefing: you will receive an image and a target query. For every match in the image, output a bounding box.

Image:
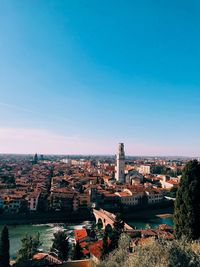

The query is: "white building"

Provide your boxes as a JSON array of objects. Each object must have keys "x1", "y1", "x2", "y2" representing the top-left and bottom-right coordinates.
[
  {"x1": 139, "y1": 165, "x2": 151, "y2": 175},
  {"x1": 145, "y1": 189, "x2": 164, "y2": 204},
  {"x1": 115, "y1": 189, "x2": 143, "y2": 206},
  {"x1": 27, "y1": 192, "x2": 40, "y2": 211},
  {"x1": 115, "y1": 143, "x2": 125, "y2": 183},
  {"x1": 160, "y1": 176, "x2": 179, "y2": 189},
  {"x1": 61, "y1": 158, "x2": 72, "y2": 166}
]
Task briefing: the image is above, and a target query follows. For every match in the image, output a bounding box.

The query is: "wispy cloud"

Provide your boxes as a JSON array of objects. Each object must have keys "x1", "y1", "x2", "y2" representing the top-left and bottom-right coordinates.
[
  {"x1": 0, "y1": 101, "x2": 70, "y2": 123},
  {"x1": 0, "y1": 102, "x2": 34, "y2": 113}
]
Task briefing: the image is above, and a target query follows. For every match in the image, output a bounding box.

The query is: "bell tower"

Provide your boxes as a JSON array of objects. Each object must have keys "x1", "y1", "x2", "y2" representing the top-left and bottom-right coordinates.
[{"x1": 115, "y1": 143, "x2": 125, "y2": 183}]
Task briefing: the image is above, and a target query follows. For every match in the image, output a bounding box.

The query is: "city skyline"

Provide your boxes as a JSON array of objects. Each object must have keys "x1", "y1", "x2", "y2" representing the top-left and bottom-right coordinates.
[{"x1": 1, "y1": 1, "x2": 200, "y2": 156}]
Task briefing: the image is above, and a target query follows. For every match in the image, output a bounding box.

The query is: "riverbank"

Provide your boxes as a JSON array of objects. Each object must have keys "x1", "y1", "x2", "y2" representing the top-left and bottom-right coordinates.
[
  {"x1": 1, "y1": 214, "x2": 173, "y2": 259},
  {"x1": 0, "y1": 202, "x2": 174, "y2": 225},
  {"x1": 0, "y1": 210, "x2": 93, "y2": 225}
]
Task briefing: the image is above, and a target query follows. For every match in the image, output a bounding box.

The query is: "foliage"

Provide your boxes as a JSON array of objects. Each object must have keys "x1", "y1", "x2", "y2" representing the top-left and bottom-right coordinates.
[
  {"x1": 109, "y1": 213, "x2": 124, "y2": 251},
  {"x1": 72, "y1": 241, "x2": 84, "y2": 260},
  {"x1": 90, "y1": 223, "x2": 97, "y2": 240},
  {"x1": 16, "y1": 233, "x2": 42, "y2": 263},
  {"x1": 174, "y1": 160, "x2": 200, "y2": 240},
  {"x1": 0, "y1": 226, "x2": 10, "y2": 267},
  {"x1": 151, "y1": 165, "x2": 182, "y2": 177},
  {"x1": 98, "y1": 234, "x2": 130, "y2": 267},
  {"x1": 101, "y1": 230, "x2": 109, "y2": 260},
  {"x1": 51, "y1": 230, "x2": 69, "y2": 261},
  {"x1": 0, "y1": 175, "x2": 15, "y2": 184},
  {"x1": 33, "y1": 153, "x2": 38, "y2": 164},
  {"x1": 98, "y1": 237, "x2": 200, "y2": 267},
  {"x1": 168, "y1": 187, "x2": 178, "y2": 198}
]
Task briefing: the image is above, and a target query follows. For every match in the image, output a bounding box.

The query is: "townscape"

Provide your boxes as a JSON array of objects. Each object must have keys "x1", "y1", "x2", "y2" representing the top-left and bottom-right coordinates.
[
  {"x1": 0, "y1": 143, "x2": 194, "y2": 266},
  {"x1": 1, "y1": 1, "x2": 200, "y2": 266},
  {"x1": 0, "y1": 144, "x2": 182, "y2": 217}
]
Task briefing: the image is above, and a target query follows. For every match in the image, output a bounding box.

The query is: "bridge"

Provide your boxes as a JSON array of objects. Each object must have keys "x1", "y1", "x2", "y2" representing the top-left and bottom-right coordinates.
[{"x1": 93, "y1": 208, "x2": 133, "y2": 231}]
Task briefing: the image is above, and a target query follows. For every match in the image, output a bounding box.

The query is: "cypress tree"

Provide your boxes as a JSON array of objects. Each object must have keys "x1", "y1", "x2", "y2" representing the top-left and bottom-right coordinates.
[
  {"x1": 51, "y1": 231, "x2": 69, "y2": 261},
  {"x1": 101, "y1": 230, "x2": 109, "y2": 260},
  {"x1": 109, "y1": 213, "x2": 124, "y2": 251},
  {"x1": 0, "y1": 226, "x2": 10, "y2": 267},
  {"x1": 72, "y1": 241, "x2": 84, "y2": 260},
  {"x1": 174, "y1": 160, "x2": 200, "y2": 240},
  {"x1": 33, "y1": 153, "x2": 38, "y2": 164}
]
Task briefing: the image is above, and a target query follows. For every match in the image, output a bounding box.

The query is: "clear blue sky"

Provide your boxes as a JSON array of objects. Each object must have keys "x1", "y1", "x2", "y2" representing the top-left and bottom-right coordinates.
[{"x1": 0, "y1": 0, "x2": 200, "y2": 156}]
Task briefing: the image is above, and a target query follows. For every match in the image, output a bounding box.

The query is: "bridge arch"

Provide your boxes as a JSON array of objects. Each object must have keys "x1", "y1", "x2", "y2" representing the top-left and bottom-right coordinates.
[
  {"x1": 97, "y1": 218, "x2": 103, "y2": 230},
  {"x1": 93, "y1": 208, "x2": 133, "y2": 231}
]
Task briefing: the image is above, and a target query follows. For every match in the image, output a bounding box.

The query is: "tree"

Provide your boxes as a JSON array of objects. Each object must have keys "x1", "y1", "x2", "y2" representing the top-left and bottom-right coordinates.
[
  {"x1": 16, "y1": 233, "x2": 42, "y2": 262},
  {"x1": 98, "y1": 234, "x2": 130, "y2": 267},
  {"x1": 168, "y1": 187, "x2": 178, "y2": 198},
  {"x1": 174, "y1": 160, "x2": 200, "y2": 240},
  {"x1": 101, "y1": 230, "x2": 109, "y2": 260},
  {"x1": 89, "y1": 223, "x2": 97, "y2": 240},
  {"x1": 33, "y1": 153, "x2": 38, "y2": 164},
  {"x1": 51, "y1": 231, "x2": 70, "y2": 261},
  {"x1": 72, "y1": 241, "x2": 84, "y2": 260},
  {"x1": 109, "y1": 213, "x2": 124, "y2": 251},
  {"x1": 0, "y1": 226, "x2": 10, "y2": 267},
  {"x1": 98, "y1": 238, "x2": 200, "y2": 267}
]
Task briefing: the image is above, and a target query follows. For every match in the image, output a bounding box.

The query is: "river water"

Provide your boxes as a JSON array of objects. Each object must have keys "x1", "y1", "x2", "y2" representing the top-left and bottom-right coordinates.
[{"x1": 0, "y1": 215, "x2": 173, "y2": 259}]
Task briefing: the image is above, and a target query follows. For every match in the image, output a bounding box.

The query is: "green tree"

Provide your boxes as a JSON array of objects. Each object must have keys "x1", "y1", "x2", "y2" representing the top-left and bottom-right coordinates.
[
  {"x1": 101, "y1": 230, "x2": 109, "y2": 260},
  {"x1": 51, "y1": 231, "x2": 69, "y2": 261},
  {"x1": 98, "y1": 234, "x2": 130, "y2": 267},
  {"x1": 72, "y1": 241, "x2": 84, "y2": 260},
  {"x1": 169, "y1": 187, "x2": 178, "y2": 198},
  {"x1": 174, "y1": 160, "x2": 200, "y2": 240},
  {"x1": 16, "y1": 233, "x2": 42, "y2": 262},
  {"x1": 89, "y1": 223, "x2": 97, "y2": 240},
  {"x1": 0, "y1": 226, "x2": 10, "y2": 267},
  {"x1": 33, "y1": 153, "x2": 38, "y2": 164},
  {"x1": 109, "y1": 213, "x2": 124, "y2": 251},
  {"x1": 98, "y1": 238, "x2": 200, "y2": 267}
]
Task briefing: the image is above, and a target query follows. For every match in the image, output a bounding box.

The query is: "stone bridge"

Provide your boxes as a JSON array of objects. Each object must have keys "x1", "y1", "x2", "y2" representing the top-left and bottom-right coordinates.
[{"x1": 93, "y1": 208, "x2": 133, "y2": 231}]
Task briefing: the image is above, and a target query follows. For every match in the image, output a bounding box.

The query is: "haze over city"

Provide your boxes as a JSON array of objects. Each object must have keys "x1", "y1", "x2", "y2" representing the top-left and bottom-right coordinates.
[{"x1": 1, "y1": 1, "x2": 200, "y2": 156}]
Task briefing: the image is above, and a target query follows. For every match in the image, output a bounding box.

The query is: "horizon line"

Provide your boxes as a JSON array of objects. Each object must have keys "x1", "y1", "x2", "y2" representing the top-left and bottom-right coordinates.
[{"x1": 0, "y1": 152, "x2": 198, "y2": 159}]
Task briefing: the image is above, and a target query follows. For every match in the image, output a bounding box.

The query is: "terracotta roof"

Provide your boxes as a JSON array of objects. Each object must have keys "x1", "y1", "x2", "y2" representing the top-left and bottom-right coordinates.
[
  {"x1": 33, "y1": 253, "x2": 48, "y2": 260},
  {"x1": 74, "y1": 229, "x2": 88, "y2": 242},
  {"x1": 166, "y1": 180, "x2": 178, "y2": 185},
  {"x1": 88, "y1": 240, "x2": 103, "y2": 259}
]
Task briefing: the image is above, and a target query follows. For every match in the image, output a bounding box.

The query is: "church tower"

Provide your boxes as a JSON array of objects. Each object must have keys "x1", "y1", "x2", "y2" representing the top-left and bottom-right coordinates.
[{"x1": 115, "y1": 143, "x2": 125, "y2": 183}]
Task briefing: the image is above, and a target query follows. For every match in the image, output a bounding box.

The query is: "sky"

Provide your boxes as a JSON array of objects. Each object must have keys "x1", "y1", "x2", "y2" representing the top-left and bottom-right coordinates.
[{"x1": 0, "y1": 0, "x2": 200, "y2": 156}]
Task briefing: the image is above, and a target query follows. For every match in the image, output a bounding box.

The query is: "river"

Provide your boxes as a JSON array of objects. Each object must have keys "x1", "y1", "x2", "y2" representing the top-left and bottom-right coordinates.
[{"x1": 0, "y1": 215, "x2": 173, "y2": 259}]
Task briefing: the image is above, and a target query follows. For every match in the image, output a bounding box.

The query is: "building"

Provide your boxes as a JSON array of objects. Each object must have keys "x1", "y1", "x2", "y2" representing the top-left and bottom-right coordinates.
[
  {"x1": 27, "y1": 191, "x2": 40, "y2": 211},
  {"x1": 160, "y1": 176, "x2": 179, "y2": 189},
  {"x1": 115, "y1": 143, "x2": 125, "y2": 183},
  {"x1": 145, "y1": 189, "x2": 164, "y2": 204},
  {"x1": 139, "y1": 165, "x2": 151, "y2": 175}
]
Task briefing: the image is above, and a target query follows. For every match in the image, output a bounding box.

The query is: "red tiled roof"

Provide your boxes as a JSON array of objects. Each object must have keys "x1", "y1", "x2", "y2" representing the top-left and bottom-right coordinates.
[
  {"x1": 88, "y1": 240, "x2": 103, "y2": 259},
  {"x1": 74, "y1": 229, "x2": 88, "y2": 242}
]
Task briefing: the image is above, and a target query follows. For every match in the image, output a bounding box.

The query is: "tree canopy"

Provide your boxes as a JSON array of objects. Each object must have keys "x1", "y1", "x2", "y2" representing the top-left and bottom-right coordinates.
[
  {"x1": 16, "y1": 233, "x2": 42, "y2": 263},
  {"x1": 174, "y1": 160, "x2": 200, "y2": 240},
  {"x1": 72, "y1": 241, "x2": 84, "y2": 260},
  {"x1": 51, "y1": 231, "x2": 70, "y2": 261},
  {"x1": 0, "y1": 226, "x2": 10, "y2": 267},
  {"x1": 109, "y1": 213, "x2": 124, "y2": 251}
]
